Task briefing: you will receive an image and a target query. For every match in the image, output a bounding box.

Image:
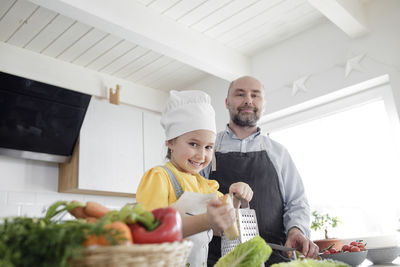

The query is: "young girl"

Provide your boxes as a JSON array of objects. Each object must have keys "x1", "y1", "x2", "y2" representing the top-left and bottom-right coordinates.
[{"x1": 136, "y1": 90, "x2": 253, "y2": 266}]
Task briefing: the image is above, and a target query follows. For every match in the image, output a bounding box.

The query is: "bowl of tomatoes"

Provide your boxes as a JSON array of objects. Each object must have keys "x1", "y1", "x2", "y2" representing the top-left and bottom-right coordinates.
[{"x1": 319, "y1": 241, "x2": 368, "y2": 267}]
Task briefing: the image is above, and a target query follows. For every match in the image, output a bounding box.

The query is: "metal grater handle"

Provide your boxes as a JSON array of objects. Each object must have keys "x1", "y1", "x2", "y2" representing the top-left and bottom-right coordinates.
[
  {"x1": 230, "y1": 193, "x2": 251, "y2": 209},
  {"x1": 240, "y1": 199, "x2": 250, "y2": 209}
]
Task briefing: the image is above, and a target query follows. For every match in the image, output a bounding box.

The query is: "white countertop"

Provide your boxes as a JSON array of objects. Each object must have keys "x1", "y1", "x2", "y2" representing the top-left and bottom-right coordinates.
[{"x1": 360, "y1": 257, "x2": 400, "y2": 266}]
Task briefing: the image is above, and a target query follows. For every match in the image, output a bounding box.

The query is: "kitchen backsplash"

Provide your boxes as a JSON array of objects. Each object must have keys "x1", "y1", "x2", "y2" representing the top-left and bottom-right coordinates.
[{"x1": 0, "y1": 155, "x2": 135, "y2": 218}]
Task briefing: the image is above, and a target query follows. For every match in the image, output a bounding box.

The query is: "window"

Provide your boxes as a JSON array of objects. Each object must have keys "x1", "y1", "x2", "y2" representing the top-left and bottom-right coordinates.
[{"x1": 261, "y1": 76, "x2": 400, "y2": 239}]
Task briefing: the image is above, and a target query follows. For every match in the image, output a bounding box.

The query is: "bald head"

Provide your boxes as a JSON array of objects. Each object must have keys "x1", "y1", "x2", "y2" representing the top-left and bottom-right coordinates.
[{"x1": 227, "y1": 76, "x2": 264, "y2": 97}]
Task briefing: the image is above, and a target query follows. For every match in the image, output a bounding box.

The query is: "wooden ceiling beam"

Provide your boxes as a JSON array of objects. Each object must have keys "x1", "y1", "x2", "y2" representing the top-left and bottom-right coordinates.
[
  {"x1": 308, "y1": 0, "x2": 369, "y2": 38},
  {"x1": 28, "y1": 0, "x2": 251, "y2": 81}
]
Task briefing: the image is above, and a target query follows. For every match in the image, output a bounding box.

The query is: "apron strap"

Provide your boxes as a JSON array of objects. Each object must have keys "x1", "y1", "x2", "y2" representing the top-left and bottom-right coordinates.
[
  {"x1": 160, "y1": 165, "x2": 184, "y2": 199},
  {"x1": 215, "y1": 131, "x2": 225, "y2": 152},
  {"x1": 260, "y1": 135, "x2": 266, "y2": 150},
  {"x1": 212, "y1": 131, "x2": 225, "y2": 172}
]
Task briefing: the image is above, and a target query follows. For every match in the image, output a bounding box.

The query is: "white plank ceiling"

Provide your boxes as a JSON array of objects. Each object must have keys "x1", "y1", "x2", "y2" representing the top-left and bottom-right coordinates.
[{"x1": 0, "y1": 0, "x2": 369, "y2": 92}]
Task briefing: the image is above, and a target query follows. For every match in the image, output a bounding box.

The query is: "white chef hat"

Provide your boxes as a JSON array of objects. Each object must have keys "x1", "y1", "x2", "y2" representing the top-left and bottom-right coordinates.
[{"x1": 161, "y1": 90, "x2": 216, "y2": 141}]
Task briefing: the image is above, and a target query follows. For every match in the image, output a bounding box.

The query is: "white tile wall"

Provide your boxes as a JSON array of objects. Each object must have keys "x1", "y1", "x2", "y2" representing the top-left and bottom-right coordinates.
[
  {"x1": 0, "y1": 156, "x2": 135, "y2": 219},
  {"x1": 8, "y1": 191, "x2": 36, "y2": 205},
  {"x1": 20, "y1": 204, "x2": 46, "y2": 218},
  {"x1": 0, "y1": 204, "x2": 21, "y2": 217},
  {"x1": 0, "y1": 191, "x2": 7, "y2": 204}
]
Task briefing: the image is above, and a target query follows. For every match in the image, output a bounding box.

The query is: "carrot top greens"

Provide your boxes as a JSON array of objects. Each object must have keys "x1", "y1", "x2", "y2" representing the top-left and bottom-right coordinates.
[{"x1": 0, "y1": 217, "x2": 91, "y2": 267}]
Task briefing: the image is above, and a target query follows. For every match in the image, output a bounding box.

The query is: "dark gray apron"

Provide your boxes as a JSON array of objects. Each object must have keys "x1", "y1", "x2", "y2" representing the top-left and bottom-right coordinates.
[{"x1": 207, "y1": 132, "x2": 290, "y2": 267}]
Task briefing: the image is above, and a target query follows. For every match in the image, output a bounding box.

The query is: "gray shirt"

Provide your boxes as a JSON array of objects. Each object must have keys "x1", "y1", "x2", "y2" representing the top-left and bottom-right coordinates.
[{"x1": 201, "y1": 125, "x2": 311, "y2": 237}]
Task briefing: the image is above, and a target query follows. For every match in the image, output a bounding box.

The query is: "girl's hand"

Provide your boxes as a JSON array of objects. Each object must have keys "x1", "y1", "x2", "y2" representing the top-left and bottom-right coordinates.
[
  {"x1": 206, "y1": 199, "x2": 235, "y2": 235},
  {"x1": 229, "y1": 182, "x2": 253, "y2": 208}
]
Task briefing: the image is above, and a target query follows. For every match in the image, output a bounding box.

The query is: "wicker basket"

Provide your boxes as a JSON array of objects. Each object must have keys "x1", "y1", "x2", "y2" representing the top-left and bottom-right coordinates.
[{"x1": 69, "y1": 240, "x2": 193, "y2": 267}]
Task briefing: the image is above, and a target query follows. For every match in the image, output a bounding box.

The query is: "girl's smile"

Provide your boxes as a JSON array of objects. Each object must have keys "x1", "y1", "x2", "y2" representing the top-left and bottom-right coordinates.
[{"x1": 167, "y1": 129, "x2": 216, "y2": 174}]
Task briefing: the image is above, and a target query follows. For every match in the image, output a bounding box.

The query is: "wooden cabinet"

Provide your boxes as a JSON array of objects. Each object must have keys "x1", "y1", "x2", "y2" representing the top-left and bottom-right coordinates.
[{"x1": 59, "y1": 98, "x2": 163, "y2": 197}]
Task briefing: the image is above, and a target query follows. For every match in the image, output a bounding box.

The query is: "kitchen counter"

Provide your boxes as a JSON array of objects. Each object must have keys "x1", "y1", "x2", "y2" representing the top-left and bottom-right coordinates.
[{"x1": 360, "y1": 257, "x2": 400, "y2": 266}]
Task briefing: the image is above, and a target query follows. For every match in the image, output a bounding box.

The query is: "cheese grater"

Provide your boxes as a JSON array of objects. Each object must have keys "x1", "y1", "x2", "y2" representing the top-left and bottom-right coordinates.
[
  {"x1": 221, "y1": 196, "x2": 297, "y2": 263},
  {"x1": 221, "y1": 197, "x2": 259, "y2": 256}
]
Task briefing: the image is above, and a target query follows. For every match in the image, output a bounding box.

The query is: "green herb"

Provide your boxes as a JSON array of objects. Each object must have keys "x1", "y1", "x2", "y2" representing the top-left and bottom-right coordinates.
[{"x1": 0, "y1": 217, "x2": 92, "y2": 267}]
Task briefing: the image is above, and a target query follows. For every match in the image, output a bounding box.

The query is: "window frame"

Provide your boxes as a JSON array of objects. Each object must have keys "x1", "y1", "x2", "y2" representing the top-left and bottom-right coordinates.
[{"x1": 259, "y1": 75, "x2": 400, "y2": 147}]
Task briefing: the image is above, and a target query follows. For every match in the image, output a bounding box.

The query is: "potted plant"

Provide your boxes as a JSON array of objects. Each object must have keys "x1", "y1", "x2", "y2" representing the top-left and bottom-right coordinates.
[{"x1": 311, "y1": 211, "x2": 342, "y2": 252}]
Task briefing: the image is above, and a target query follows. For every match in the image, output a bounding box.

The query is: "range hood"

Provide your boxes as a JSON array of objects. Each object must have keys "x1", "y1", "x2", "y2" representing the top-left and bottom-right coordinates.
[{"x1": 0, "y1": 72, "x2": 91, "y2": 163}]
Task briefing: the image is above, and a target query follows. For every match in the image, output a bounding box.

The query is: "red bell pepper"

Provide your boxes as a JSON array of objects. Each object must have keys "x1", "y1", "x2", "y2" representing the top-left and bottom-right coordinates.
[{"x1": 129, "y1": 207, "x2": 182, "y2": 244}]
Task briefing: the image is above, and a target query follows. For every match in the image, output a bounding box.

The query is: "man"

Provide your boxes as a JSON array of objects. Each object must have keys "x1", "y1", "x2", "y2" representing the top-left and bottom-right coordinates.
[{"x1": 201, "y1": 76, "x2": 319, "y2": 266}]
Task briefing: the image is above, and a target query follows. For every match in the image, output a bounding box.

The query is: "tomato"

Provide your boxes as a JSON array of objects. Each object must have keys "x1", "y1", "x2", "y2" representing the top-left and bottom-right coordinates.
[
  {"x1": 323, "y1": 251, "x2": 331, "y2": 254},
  {"x1": 329, "y1": 248, "x2": 338, "y2": 254},
  {"x1": 342, "y1": 244, "x2": 350, "y2": 252},
  {"x1": 350, "y1": 241, "x2": 358, "y2": 246},
  {"x1": 351, "y1": 246, "x2": 361, "y2": 252}
]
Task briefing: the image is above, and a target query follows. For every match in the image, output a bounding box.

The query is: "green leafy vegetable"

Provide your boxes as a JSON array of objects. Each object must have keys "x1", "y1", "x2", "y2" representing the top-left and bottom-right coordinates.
[
  {"x1": 0, "y1": 217, "x2": 92, "y2": 267},
  {"x1": 214, "y1": 235, "x2": 272, "y2": 267}
]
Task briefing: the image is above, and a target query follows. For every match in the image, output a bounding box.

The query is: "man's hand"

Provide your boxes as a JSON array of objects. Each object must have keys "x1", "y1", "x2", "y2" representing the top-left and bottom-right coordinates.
[
  {"x1": 229, "y1": 182, "x2": 253, "y2": 208},
  {"x1": 285, "y1": 227, "x2": 319, "y2": 259}
]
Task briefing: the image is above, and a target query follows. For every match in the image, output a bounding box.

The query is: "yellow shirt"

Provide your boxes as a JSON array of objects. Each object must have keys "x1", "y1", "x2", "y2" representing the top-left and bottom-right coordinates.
[{"x1": 136, "y1": 161, "x2": 223, "y2": 211}]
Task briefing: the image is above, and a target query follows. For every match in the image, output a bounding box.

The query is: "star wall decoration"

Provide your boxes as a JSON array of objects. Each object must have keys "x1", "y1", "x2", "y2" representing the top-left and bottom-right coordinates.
[
  {"x1": 345, "y1": 54, "x2": 366, "y2": 77},
  {"x1": 291, "y1": 75, "x2": 310, "y2": 96}
]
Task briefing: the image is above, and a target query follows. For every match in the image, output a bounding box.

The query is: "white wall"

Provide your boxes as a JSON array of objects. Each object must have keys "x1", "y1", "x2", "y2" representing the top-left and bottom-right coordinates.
[
  {"x1": 185, "y1": 0, "x2": 400, "y2": 130},
  {"x1": 0, "y1": 155, "x2": 134, "y2": 218}
]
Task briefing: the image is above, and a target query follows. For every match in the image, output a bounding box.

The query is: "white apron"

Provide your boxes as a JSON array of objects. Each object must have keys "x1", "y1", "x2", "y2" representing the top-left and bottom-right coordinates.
[
  {"x1": 171, "y1": 192, "x2": 218, "y2": 267},
  {"x1": 161, "y1": 166, "x2": 217, "y2": 267}
]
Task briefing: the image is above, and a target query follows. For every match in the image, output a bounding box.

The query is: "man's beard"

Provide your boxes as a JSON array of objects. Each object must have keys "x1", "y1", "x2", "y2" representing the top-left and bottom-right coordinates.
[{"x1": 229, "y1": 105, "x2": 260, "y2": 127}]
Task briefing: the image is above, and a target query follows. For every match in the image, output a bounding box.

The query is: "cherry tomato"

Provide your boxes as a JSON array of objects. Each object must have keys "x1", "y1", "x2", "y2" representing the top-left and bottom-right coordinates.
[
  {"x1": 350, "y1": 241, "x2": 358, "y2": 246},
  {"x1": 342, "y1": 244, "x2": 350, "y2": 252},
  {"x1": 329, "y1": 248, "x2": 338, "y2": 254},
  {"x1": 351, "y1": 246, "x2": 361, "y2": 252}
]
